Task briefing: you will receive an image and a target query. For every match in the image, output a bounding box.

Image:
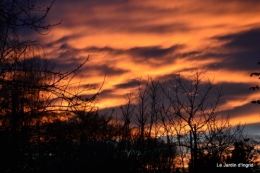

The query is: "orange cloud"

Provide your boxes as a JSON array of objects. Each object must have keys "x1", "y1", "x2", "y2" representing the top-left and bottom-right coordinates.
[{"x1": 36, "y1": 0, "x2": 260, "y2": 134}]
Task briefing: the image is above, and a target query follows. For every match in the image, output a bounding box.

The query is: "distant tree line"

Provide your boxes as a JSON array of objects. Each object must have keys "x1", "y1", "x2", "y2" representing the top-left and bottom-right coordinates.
[
  {"x1": 0, "y1": 1, "x2": 259, "y2": 173},
  {"x1": 118, "y1": 75, "x2": 259, "y2": 173}
]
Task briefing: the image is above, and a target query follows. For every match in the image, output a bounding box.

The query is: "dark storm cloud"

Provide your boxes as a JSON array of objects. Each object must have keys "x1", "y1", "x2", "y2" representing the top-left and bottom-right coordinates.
[
  {"x1": 135, "y1": 23, "x2": 189, "y2": 33},
  {"x1": 83, "y1": 45, "x2": 182, "y2": 65},
  {"x1": 99, "y1": 89, "x2": 123, "y2": 99},
  {"x1": 84, "y1": 46, "x2": 117, "y2": 53},
  {"x1": 98, "y1": 89, "x2": 127, "y2": 105},
  {"x1": 59, "y1": 43, "x2": 70, "y2": 49},
  {"x1": 100, "y1": 89, "x2": 115, "y2": 97},
  {"x1": 153, "y1": 76, "x2": 254, "y2": 104},
  {"x1": 48, "y1": 0, "x2": 191, "y2": 35},
  {"x1": 81, "y1": 45, "x2": 183, "y2": 66},
  {"x1": 128, "y1": 45, "x2": 181, "y2": 59},
  {"x1": 55, "y1": 35, "x2": 84, "y2": 46},
  {"x1": 85, "y1": 18, "x2": 189, "y2": 34},
  {"x1": 46, "y1": 0, "x2": 134, "y2": 30},
  {"x1": 82, "y1": 83, "x2": 100, "y2": 89},
  {"x1": 45, "y1": 53, "x2": 128, "y2": 77},
  {"x1": 48, "y1": 42, "x2": 182, "y2": 73},
  {"x1": 220, "y1": 82, "x2": 255, "y2": 99},
  {"x1": 54, "y1": 60, "x2": 129, "y2": 77},
  {"x1": 46, "y1": 57, "x2": 84, "y2": 73},
  {"x1": 114, "y1": 79, "x2": 140, "y2": 89},
  {"x1": 57, "y1": 49, "x2": 80, "y2": 60},
  {"x1": 92, "y1": 64, "x2": 129, "y2": 76},
  {"x1": 219, "y1": 103, "x2": 259, "y2": 119},
  {"x1": 216, "y1": 28, "x2": 260, "y2": 50},
  {"x1": 177, "y1": 51, "x2": 201, "y2": 59},
  {"x1": 143, "y1": 77, "x2": 257, "y2": 119},
  {"x1": 104, "y1": 45, "x2": 182, "y2": 59},
  {"x1": 45, "y1": 34, "x2": 84, "y2": 49},
  {"x1": 191, "y1": 28, "x2": 260, "y2": 72}
]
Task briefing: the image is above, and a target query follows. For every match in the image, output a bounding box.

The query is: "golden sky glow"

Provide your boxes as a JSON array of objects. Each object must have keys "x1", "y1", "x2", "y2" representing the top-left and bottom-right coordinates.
[{"x1": 35, "y1": 0, "x2": 260, "y2": 134}]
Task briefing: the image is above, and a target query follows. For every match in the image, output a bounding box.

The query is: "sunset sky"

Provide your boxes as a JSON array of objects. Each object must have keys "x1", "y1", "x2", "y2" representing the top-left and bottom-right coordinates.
[{"x1": 33, "y1": 0, "x2": 260, "y2": 136}]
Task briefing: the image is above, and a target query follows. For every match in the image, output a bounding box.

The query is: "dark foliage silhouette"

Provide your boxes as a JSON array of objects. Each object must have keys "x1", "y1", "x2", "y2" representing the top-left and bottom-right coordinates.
[{"x1": 249, "y1": 62, "x2": 260, "y2": 104}]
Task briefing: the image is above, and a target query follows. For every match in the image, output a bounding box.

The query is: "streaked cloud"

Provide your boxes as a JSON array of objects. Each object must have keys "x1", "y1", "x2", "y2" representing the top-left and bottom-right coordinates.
[{"x1": 34, "y1": 0, "x2": 260, "y2": 134}]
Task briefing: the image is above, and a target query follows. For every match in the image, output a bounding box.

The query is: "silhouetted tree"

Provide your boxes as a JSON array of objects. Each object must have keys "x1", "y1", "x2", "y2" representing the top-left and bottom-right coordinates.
[
  {"x1": 0, "y1": 1, "x2": 59, "y2": 172},
  {"x1": 160, "y1": 72, "x2": 223, "y2": 173},
  {"x1": 119, "y1": 78, "x2": 176, "y2": 173},
  {"x1": 224, "y1": 138, "x2": 260, "y2": 173},
  {"x1": 249, "y1": 62, "x2": 260, "y2": 104},
  {"x1": 138, "y1": 72, "x2": 260, "y2": 173},
  {"x1": 0, "y1": 1, "x2": 111, "y2": 172}
]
